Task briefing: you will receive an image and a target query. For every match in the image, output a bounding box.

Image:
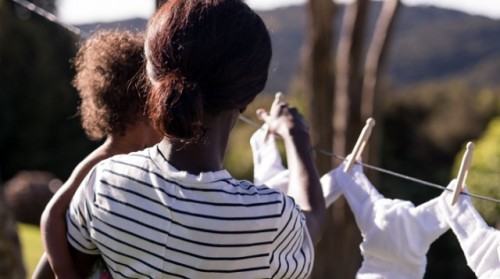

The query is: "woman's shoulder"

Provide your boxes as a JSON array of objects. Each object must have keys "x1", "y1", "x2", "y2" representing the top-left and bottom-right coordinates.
[
  {"x1": 224, "y1": 178, "x2": 302, "y2": 212},
  {"x1": 223, "y1": 178, "x2": 282, "y2": 196}
]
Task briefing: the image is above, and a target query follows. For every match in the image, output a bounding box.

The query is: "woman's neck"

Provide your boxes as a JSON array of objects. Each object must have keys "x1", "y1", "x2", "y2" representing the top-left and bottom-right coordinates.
[
  {"x1": 159, "y1": 139, "x2": 224, "y2": 174},
  {"x1": 159, "y1": 109, "x2": 238, "y2": 174}
]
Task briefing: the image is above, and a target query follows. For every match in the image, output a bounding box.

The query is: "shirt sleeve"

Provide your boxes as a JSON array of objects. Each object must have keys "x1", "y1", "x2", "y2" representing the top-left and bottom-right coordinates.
[
  {"x1": 66, "y1": 167, "x2": 100, "y2": 255},
  {"x1": 269, "y1": 194, "x2": 314, "y2": 279}
]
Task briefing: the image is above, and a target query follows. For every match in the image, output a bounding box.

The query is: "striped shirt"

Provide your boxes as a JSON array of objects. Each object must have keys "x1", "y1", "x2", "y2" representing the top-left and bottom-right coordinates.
[{"x1": 67, "y1": 141, "x2": 314, "y2": 279}]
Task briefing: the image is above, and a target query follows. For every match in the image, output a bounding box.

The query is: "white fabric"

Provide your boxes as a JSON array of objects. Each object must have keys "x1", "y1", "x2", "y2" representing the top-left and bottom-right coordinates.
[
  {"x1": 250, "y1": 126, "x2": 451, "y2": 278},
  {"x1": 250, "y1": 125, "x2": 289, "y2": 194},
  {"x1": 438, "y1": 181, "x2": 500, "y2": 279},
  {"x1": 250, "y1": 127, "x2": 342, "y2": 207},
  {"x1": 332, "y1": 163, "x2": 449, "y2": 279}
]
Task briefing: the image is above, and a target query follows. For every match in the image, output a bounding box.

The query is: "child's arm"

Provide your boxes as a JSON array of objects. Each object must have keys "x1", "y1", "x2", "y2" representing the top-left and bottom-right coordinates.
[
  {"x1": 31, "y1": 254, "x2": 54, "y2": 279},
  {"x1": 35, "y1": 156, "x2": 102, "y2": 279}
]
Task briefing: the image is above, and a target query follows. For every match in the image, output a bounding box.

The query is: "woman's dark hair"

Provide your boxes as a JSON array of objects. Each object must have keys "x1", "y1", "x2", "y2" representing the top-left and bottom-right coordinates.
[
  {"x1": 145, "y1": 0, "x2": 272, "y2": 144},
  {"x1": 73, "y1": 30, "x2": 148, "y2": 140}
]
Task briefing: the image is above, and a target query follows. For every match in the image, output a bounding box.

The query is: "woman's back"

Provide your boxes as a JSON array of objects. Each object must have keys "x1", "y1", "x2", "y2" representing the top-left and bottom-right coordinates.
[
  {"x1": 65, "y1": 1, "x2": 324, "y2": 277},
  {"x1": 68, "y1": 143, "x2": 313, "y2": 278}
]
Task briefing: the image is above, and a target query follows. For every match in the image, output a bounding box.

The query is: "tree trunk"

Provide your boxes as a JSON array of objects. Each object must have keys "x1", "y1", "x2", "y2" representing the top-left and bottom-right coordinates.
[
  {"x1": 302, "y1": 0, "x2": 335, "y2": 175},
  {"x1": 329, "y1": 1, "x2": 371, "y2": 278},
  {"x1": 361, "y1": 0, "x2": 401, "y2": 181},
  {"x1": 301, "y1": 0, "x2": 335, "y2": 276},
  {"x1": 334, "y1": 0, "x2": 370, "y2": 156},
  {"x1": 303, "y1": 0, "x2": 400, "y2": 277},
  {"x1": 0, "y1": 190, "x2": 26, "y2": 279}
]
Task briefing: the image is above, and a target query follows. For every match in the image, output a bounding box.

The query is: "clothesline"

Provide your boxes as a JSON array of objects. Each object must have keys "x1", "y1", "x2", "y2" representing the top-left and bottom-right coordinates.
[
  {"x1": 12, "y1": 0, "x2": 88, "y2": 37},
  {"x1": 239, "y1": 115, "x2": 500, "y2": 204}
]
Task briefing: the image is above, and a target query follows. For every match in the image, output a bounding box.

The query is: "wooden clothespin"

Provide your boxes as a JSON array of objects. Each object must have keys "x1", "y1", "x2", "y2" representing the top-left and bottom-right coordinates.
[
  {"x1": 344, "y1": 118, "x2": 376, "y2": 173},
  {"x1": 451, "y1": 142, "x2": 475, "y2": 205}
]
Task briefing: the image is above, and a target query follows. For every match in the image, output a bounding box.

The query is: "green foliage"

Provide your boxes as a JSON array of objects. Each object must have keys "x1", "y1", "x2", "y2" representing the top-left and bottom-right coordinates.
[
  {"x1": 225, "y1": 115, "x2": 258, "y2": 180},
  {"x1": 381, "y1": 81, "x2": 498, "y2": 202},
  {"x1": 453, "y1": 117, "x2": 500, "y2": 226},
  {"x1": 17, "y1": 223, "x2": 43, "y2": 279},
  {"x1": 225, "y1": 94, "x2": 276, "y2": 180},
  {"x1": 0, "y1": 2, "x2": 97, "y2": 181}
]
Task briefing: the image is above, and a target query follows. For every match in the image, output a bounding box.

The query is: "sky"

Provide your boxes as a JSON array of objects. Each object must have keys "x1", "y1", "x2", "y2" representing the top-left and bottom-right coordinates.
[{"x1": 56, "y1": 0, "x2": 500, "y2": 25}]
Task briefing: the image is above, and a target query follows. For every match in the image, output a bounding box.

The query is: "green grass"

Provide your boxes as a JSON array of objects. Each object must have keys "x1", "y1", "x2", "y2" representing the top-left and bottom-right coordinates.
[{"x1": 17, "y1": 223, "x2": 44, "y2": 278}]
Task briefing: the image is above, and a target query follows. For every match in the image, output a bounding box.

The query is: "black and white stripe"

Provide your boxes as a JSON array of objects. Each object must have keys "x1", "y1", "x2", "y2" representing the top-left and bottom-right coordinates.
[{"x1": 67, "y1": 144, "x2": 313, "y2": 278}]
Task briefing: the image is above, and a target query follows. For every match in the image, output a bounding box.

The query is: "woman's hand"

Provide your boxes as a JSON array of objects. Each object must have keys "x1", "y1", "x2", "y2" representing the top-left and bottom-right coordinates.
[
  {"x1": 256, "y1": 92, "x2": 325, "y2": 245},
  {"x1": 256, "y1": 92, "x2": 309, "y2": 140}
]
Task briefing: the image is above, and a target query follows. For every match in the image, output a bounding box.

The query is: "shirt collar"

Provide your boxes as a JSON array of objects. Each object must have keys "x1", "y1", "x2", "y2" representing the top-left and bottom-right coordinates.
[{"x1": 152, "y1": 140, "x2": 232, "y2": 184}]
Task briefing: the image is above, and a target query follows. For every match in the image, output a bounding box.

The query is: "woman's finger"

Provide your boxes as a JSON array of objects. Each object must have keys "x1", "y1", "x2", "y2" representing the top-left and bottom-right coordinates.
[{"x1": 256, "y1": 108, "x2": 269, "y2": 122}]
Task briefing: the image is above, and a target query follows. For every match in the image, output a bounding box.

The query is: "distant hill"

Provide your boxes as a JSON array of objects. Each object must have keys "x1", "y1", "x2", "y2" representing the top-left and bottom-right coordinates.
[{"x1": 77, "y1": 2, "x2": 500, "y2": 93}]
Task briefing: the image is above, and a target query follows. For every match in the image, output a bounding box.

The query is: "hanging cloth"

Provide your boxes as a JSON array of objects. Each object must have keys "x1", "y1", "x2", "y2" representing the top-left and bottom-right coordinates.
[
  {"x1": 438, "y1": 181, "x2": 500, "y2": 278},
  {"x1": 250, "y1": 127, "x2": 342, "y2": 206},
  {"x1": 250, "y1": 127, "x2": 448, "y2": 278},
  {"x1": 331, "y1": 163, "x2": 449, "y2": 278},
  {"x1": 250, "y1": 125, "x2": 289, "y2": 193}
]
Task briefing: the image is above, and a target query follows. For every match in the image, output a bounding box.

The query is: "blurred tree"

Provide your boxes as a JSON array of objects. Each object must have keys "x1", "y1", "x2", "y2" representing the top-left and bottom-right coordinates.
[
  {"x1": 306, "y1": 0, "x2": 401, "y2": 277},
  {"x1": 302, "y1": 0, "x2": 335, "y2": 174},
  {"x1": 0, "y1": 0, "x2": 97, "y2": 182},
  {"x1": 299, "y1": 0, "x2": 336, "y2": 276},
  {"x1": 381, "y1": 83, "x2": 498, "y2": 278},
  {"x1": 333, "y1": 0, "x2": 368, "y2": 156},
  {"x1": 326, "y1": 0, "x2": 371, "y2": 277},
  {"x1": 382, "y1": 83, "x2": 498, "y2": 201},
  {"x1": 0, "y1": 186, "x2": 26, "y2": 279},
  {"x1": 361, "y1": 0, "x2": 400, "y2": 181},
  {"x1": 0, "y1": 1, "x2": 89, "y2": 278},
  {"x1": 454, "y1": 116, "x2": 500, "y2": 228},
  {"x1": 361, "y1": 0, "x2": 400, "y2": 121}
]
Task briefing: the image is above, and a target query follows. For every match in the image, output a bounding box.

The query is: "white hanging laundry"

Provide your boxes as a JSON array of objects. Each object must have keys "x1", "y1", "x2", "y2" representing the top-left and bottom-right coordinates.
[
  {"x1": 250, "y1": 125, "x2": 500, "y2": 278},
  {"x1": 250, "y1": 125, "x2": 289, "y2": 193},
  {"x1": 319, "y1": 166, "x2": 343, "y2": 207},
  {"x1": 250, "y1": 127, "x2": 342, "y2": 206},
  {"x1": 438, "y1": 181, "x2": 500, "y2": 279},
  {"x1": 332, "y1": 163, "x2": 449, "y2": 279},
  {"x1": 250, "y1": 126, "x2": 449, "y2": 278}
]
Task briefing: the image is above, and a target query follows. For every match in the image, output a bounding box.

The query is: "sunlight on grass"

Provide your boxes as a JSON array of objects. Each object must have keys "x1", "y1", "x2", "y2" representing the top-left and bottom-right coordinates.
[{"x1": 17, "y1": 223, "x2": 44, "y2": 278}]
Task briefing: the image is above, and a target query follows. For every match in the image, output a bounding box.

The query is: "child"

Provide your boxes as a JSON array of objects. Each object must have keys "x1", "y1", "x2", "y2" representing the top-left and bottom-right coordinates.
[{"x1": 33, "y1": 30, "x2": 162, "y2": 279}]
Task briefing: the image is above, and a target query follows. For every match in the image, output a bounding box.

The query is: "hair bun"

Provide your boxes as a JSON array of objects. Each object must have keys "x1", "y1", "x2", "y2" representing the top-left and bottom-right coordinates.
[
  {"x1": 167, "y1": 73, "x2": 199, "y2": 95},
  {"x1": 147, "y1": 72, "x2": 205, "y2": 144}
]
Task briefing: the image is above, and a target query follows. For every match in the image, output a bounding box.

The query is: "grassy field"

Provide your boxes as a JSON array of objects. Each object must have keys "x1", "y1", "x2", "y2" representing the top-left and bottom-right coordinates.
[{"x1": 17, "y1": 223, "x2": 44, "y2": 278}]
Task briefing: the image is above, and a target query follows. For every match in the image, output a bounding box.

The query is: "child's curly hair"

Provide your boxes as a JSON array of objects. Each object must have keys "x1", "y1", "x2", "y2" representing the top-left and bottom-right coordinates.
[{"x1": 73, "y1": 30, "x2": 148, "y2": 140}]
